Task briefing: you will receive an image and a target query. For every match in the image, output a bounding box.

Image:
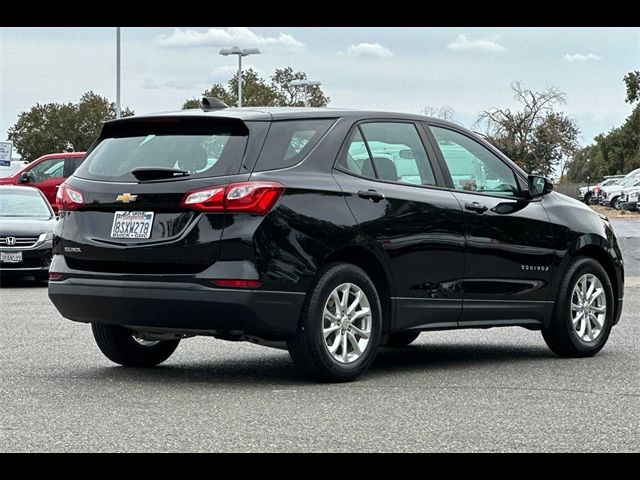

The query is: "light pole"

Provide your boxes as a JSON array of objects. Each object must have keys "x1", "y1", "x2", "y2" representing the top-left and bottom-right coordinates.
[
  {"x1": 290, "y1": 80, "x2": 322, "y2": 107},
  {"x1": 219, "y1": 46, "x2": 261, "y2": 107},
  {"x1": 116, "y1": 27, "x2": 121, "y2": 119}
]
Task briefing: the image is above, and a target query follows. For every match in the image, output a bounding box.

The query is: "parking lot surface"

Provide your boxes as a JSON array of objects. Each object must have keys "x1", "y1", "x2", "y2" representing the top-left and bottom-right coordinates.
[
  {"x1": 0, "y1": 277, "x2": 637, "y2": 452},
  {"x1": 1, "y1": 217, "x2": 638, "y2": 452}
]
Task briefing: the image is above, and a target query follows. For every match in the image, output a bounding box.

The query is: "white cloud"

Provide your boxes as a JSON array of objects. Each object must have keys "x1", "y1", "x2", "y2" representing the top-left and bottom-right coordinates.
[
  {"x1": 141, "y1": 78, "x2": 203, "y2": 90},
  {"x1": 562, "y1": 52, "x2": 602, "y2": 62},
  {"x1": 157, "y1": 27, "x2": 305, "y2": 49},
  {"x1": 339, "y1": 43, "x2": 394, "y2": 58},
  {"x1": 447, "y1": 34, "x2": 506, "y2": 52}
]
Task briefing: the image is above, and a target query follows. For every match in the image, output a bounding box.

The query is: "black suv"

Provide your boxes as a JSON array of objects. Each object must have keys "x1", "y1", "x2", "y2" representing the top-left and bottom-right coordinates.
[{"x1": 48, "y1": 103, "x2": 624, "y2": 382}]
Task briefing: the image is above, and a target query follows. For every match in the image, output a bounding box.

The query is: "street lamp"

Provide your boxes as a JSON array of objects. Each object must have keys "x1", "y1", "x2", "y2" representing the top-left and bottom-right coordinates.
[
  {"x1": 219, "y1": 46, "x2": 261, "y2": 107},
  {"x1": 116, "y1": 27, "x2": 121, "y2": 118},
  {"x1": 290, "y1": 79, "x2": 322, "y2": 107}
]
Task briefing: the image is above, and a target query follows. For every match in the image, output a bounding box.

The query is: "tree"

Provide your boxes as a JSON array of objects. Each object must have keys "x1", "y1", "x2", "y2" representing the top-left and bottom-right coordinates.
[
  {"x1": 624, "y1": 70, "x2": 640, "y2": 104},
  {"x1": 7, "y1": 92, "x2": 133, "y2": 162},
  {"x1": 422, "y1": 105, "x2": 455, "y2": 121},
  {"x1": 182, "y1": 67, "x2": 330, "y2": 109},
  {"x1": 565, "y1": 72, "x2": 640, "y2": 182},
  {"x1": 475, "y1": 82, "x2": 579, "y2": 178}
]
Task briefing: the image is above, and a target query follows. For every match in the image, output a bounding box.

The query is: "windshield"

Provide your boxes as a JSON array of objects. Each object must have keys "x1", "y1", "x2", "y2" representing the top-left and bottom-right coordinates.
[
  {"x1": 75, "y1": 118, "x2": 249, "y2": 182},
  {"x1": 0, "y1": 190, "x2": 52, "y2": 217}
]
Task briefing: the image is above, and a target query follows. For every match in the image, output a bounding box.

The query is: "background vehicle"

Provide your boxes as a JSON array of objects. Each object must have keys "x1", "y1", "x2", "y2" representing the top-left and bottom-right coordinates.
[
  {"x1": 0, "y1": 186, "x2": 56, "y2": 282},
  {"x1": 0, "y1": 152, "x2": 86, "y2": 212},
  {"x1": 0, "y1": 160, "x2": 29, "y2": 178},
  {"x1": 620, "y1": 186, "x2": 640, "y2": 211},
  {"x1": 48, "y1": 106, "x2": 624, "y2": 382},
  {"x1": 601, "y1": 177, "x2": 640, "y2": 209},
  {"x1": 579, "y1": 177, "x2": 622, "y2": 204}
]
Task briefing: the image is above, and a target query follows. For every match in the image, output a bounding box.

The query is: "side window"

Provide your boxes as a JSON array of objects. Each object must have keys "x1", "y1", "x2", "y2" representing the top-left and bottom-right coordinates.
[
  {"x1": 430, "y1": 126, "x2": 519, "y2": 196},
  {"x1": 25, "y1": 159, "x2": 65, "y2": 183},
  {"x1": 337, "y1": 129, "x2": 376, "y2": 179},
  {"x1": 337, "y1": 122, "x2": 436, "y2": 186},
  {"x1": 254, "y1": 119, "x2": 335, "y2": 172}
]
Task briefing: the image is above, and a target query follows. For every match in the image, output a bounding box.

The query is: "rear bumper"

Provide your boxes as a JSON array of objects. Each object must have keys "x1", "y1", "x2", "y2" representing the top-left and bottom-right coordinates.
[
  {"x1": 0, "y1": 246, "x2": 52, "y2": 275},
  {"x1": 49, "y1": 277, "x2": 305, "y2": 338}
]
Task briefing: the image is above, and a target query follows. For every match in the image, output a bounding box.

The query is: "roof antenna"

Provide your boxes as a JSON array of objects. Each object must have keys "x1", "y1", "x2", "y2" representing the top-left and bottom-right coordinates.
[{"x1": 201, "y1": 97, "x2": 229, "y2": 111}]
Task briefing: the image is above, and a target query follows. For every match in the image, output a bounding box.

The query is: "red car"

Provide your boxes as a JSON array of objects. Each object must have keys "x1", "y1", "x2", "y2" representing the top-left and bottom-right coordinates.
[{"x1": 0, "y1": 152, "x2": 86, "y2": 211}]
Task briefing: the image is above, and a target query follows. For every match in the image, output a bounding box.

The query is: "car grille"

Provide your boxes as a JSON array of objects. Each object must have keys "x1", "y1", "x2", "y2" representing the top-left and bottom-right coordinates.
[{"x1": 0, "y1": 236, "x2": 39, "y2": 248}]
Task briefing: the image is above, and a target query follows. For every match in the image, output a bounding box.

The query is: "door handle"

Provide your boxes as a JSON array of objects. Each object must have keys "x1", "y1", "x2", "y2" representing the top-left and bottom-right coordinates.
[
  {"x1": 358, "y1": 190, "x2": 385, "y2": 203},
  {"x1": 464, "y1": 202, "x2": 488, "y2": 213}
]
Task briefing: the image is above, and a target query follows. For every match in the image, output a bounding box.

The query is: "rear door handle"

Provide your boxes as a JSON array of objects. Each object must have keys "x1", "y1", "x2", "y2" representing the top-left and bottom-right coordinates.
[
  {"x1": 464, "y1": 202, "x2": 488, "y2": 213},
  {"x1": 358, "y1": 190, "x2": 385, "y2": 202}
]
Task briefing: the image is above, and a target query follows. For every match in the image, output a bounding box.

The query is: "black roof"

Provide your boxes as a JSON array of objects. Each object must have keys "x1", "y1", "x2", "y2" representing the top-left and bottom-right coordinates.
[{"x1": 106, "y1": 106, "x2": 462, "y2": 128}]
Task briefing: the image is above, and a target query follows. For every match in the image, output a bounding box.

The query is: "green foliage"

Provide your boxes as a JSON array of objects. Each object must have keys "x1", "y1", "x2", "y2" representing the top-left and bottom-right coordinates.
[
  {"x1": 476, "y1": 82, "x2": 579, "y2": 178},
  {"x1": 565, "y1": 72, "x2": 640, "y2": 182},
  {"x1": 7, "y1": 92, "x2": 133, "y2": 162},
  {"x1": 182, "y1": 67, "x2": 330, "y2": 109},
  {"x1": 624, "y1": 70, "x2": 640, "y2": 104}
]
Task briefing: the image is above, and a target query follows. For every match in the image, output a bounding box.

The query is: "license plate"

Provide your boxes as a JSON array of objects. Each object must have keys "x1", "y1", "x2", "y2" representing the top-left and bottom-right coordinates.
[
  {"x1": 110, "y1": 211, "x2": 154, "y2": 239},
  {"x1": 1, "y1": 251, "x2": 22, "y2": 263}
]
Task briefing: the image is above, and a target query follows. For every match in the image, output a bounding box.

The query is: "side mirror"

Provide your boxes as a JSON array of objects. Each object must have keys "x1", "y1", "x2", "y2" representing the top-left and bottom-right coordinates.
[
  {"x1": 19, "y1": 173, "x2": 30, "y2": 183},
  {"x1": 528, "y1": 175, "x2": 553, "y2": 198}
]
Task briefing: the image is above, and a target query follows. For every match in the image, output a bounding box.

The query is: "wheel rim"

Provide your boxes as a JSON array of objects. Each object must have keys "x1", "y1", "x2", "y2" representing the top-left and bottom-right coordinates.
[
  {"x1": 132, "y1": 334, "x2": 160, "y2": 347},
  {"x1": 570, "y1": 274, "x2": 607, "y2": 343},
  {"x1": 322, "y1": 282, "x2": 372, "y2": 364}
]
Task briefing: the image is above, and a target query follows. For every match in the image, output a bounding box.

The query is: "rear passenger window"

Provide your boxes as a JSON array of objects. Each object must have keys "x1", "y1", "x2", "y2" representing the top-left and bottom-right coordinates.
[
  {"x1": 254, "y1": 119, "x2": 335, "y2": 171},
  {"x1": 337, "y1": 122, "x2": 436, "y2": 186}
]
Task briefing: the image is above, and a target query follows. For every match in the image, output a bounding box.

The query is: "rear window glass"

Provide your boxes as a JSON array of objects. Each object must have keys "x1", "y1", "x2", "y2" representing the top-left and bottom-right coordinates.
[
  {"x1": 254, "y1": 119, "x2": 335, "y2": 172},
  {"x1": 74, "y1": 118, "x2": 249, "y2": 182}
]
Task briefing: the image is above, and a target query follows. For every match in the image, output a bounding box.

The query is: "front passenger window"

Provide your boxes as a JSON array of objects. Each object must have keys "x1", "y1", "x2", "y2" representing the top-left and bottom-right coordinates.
[{"x1": 430, "y1": 126, "x2": 519, "y2": 196}]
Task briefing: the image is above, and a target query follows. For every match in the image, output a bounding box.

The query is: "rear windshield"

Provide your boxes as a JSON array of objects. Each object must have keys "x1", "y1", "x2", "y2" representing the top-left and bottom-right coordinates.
[{"x1": 74, "y1": 118, "x2": 249, "y2": 182}]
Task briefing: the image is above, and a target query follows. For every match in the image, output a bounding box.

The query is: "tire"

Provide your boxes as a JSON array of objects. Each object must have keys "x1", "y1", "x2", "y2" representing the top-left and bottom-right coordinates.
[
  {"x1": 610, "y1": 196, "x2": 620, "y2": 210},
  {"x1": 583, "y1": 193, "x2": 591, "y2": 205},
  {"x1": 542, "y1": 257, "x2": 614, "y2": 358},
  {"x1": 385, "y1": 331, "x2": 420, "y2": 347},
  {"x1": 287, "y1": 262, "x2": 382, "y2": 382},
  {"x1": 91, "y1": 323, "x2": 180, "y2": 367}
]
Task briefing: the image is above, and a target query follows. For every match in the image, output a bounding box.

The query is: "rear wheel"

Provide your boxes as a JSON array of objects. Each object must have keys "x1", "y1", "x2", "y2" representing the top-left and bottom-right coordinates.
[
  {"x1": 287, "y1": 263, "x2": 382, "y2": 382},
  {"x1": 91, "y1": 323, "x2": 180, "y2": 367},
  {"x1": 542, "y1": 257, "x2": 614, "y2": 357},
  {"x1": 385, "y1": 331, "x2": 420, "y2": 347},
  {"x1": 583, "y1": 192, "x2": 592, "y2": 205}
]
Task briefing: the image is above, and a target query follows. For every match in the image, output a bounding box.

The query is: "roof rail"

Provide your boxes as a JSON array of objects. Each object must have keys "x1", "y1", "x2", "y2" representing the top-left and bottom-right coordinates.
[{"x1": 201, "y1": 97, "x2": 229, "y2": 111}]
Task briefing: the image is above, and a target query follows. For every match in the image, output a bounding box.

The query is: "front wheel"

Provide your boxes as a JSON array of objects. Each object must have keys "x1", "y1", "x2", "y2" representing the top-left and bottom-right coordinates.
[
  {"x1": 287, "y1": 263, "x2": 382, "y2": 382},
  {"x1": 542, "y1": 257, "x2": 614, "y2": 357},
  {"x1": 610, "y1": 196, "x2": 621, "y2": 210},
  {"x1": 92, "y1": 323, "x2": 180, "y2": 367}
]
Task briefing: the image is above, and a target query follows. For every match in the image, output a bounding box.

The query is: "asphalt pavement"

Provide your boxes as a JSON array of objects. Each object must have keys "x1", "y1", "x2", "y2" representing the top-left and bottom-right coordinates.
[{"x1": 0, "y1": 218, "x2": 638, "y2": 452}]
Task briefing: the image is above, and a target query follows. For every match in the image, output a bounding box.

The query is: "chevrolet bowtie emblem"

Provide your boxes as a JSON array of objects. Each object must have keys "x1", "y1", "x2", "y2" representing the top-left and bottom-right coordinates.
[{"x1": 116, "y1": 193, "x2": 138, "y2": 203}]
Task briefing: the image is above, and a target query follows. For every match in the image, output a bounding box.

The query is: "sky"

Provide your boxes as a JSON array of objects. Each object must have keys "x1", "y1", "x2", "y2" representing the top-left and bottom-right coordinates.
[{"x1": 1, "y1": 27, "x2": 639, "y2": 154}]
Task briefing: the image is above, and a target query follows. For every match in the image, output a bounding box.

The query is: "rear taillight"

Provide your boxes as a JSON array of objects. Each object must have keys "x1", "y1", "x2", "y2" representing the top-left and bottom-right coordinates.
[
  {"x1": 181, "y1": 181, "x2": 284, "y2": 215},
  {"x1": 56, "y1": 183, "x2": 84, "y2": 211}
]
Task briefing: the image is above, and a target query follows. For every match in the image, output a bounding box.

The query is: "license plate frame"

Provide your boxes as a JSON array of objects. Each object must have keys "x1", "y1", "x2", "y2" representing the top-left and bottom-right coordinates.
[
  {"x1": 1, "y1": 251, "x2": 23, "y2": 263},
  {"x1": 110, "y1": 211, "x2": 155, "y2": 239}
]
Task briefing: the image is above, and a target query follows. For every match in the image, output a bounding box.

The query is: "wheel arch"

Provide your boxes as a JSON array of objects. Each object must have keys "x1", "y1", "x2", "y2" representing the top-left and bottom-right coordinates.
[{"x1": 318, "y1": 245, "x2": 394, "y2": 334}]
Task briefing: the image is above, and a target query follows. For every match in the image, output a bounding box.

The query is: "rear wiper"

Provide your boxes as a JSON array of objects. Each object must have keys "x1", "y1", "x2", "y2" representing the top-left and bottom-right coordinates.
[{"x1": 130, "y1": 167, "x2": 190, "y2": 182}]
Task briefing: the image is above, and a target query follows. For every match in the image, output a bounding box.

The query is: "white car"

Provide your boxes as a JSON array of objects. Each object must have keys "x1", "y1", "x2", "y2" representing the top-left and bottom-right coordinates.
[
  {"x1": 619, "y1": 186, "x2": 640, "y2": 211},
  {"x1": 601, "y1": 176, "x2": 640, "y2": 209},
  {"x1": 578, "y1": 177, "x2": 621, "y2": 203}
]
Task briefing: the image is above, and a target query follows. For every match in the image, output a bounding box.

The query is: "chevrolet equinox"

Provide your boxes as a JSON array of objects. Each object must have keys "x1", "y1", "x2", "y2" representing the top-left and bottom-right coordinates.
[{"x1": 48, "y1": 100, "x2": 625, "y2": 382}]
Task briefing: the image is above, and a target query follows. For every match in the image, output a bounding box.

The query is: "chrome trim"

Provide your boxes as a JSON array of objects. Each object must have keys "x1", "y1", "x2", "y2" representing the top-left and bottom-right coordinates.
[{"x1": 0, "y1": 233, "x2": 51, "y2": 250}]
